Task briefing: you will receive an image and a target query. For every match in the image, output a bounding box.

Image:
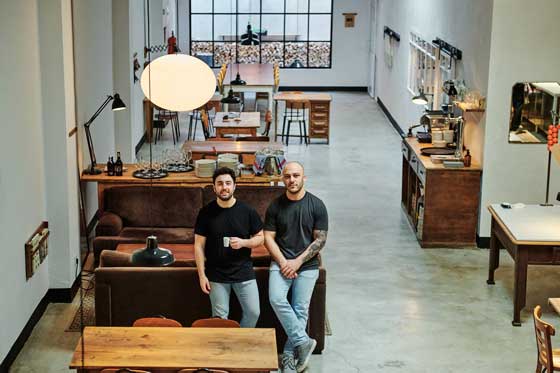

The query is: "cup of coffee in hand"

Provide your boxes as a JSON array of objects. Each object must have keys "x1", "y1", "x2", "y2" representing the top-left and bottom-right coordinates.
[{"x1": 223, "y1": 237, "x2": 230, "y2": 247}]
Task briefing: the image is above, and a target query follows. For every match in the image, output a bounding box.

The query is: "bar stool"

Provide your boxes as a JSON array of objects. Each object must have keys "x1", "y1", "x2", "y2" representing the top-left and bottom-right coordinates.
[{"x1": 282, "y1": 100, "x2": 308, "y2": 145}]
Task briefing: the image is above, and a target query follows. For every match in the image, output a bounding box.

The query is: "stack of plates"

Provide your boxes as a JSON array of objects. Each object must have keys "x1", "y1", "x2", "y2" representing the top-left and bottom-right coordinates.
[
  {"x1": 195, "y1": 159, "x2": 216, "y2": 178},
  {"x1": 217, "y1": 153, "x2": 239, "y2": 176}
]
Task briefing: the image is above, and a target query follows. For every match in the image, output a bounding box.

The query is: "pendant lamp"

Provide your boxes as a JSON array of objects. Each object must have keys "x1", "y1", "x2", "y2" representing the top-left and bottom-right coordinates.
[
  {"x1": 240, "y1": 23, "x2": 260, "y2": 46},
  {"x1": 289, "y1": 59, "x2": 305, "y2": 68},
  {"x1": 140, "y1": 54, "x2": 216, "y2": 112},
  {"x1": 131, "y1": 236, "x2": 175, "y2": 266},
  {"x1": 231, "y1": 72, "x2": 246, "y2": 85},
  {"x1": 221, "y1": 88, "x2": 241, "y2": 104}
]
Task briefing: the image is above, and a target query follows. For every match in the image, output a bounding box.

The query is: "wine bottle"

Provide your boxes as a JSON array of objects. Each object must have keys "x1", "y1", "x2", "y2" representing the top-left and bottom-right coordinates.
[
  {"x1": 107, "y1": 156, "x2": 115, "y2": 176},
  {"x1": 115, "y1": 152, "x2": 123, "y2": 176}
]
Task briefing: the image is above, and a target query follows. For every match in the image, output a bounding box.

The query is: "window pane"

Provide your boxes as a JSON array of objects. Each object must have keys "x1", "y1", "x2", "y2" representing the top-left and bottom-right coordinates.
[
  {"x1": 214, "y1": 15, "x2": 235, "y2": 41},
  {"x1": 238, "y1": 15, "x2": 261, "y2": 41},
  {"x1": 191, "y1": 0, "x2": 211, "y2": 13},
  {"x1": 309, "y1": 42, "x2": 330, "y2": 67},
  {"x1": 262, "y1": 0, "x2": 284, "y2": 13},
  {"x1": 261, "y1": 42, "x2": 284, "y2": 66},
  {"x1": 285, "y1": 42, "x2": 307, "y2": 67},
  {"x1": 191, "y1": 15, "x2": 212, "y2": 40},
  {"x1": 309, "y1": 14, "x2": 330, "y2": 40},
  {"x1": 309, "y1": 0, "x2": 331, "y2": 13},
  {"x1": 261, "y1": 15, "x2": 283, "y2": 41},
  {"x1": 237, "y1": 44, "x2": 260, "y2": 63},
  {"x1": 286, "y1": 0, "x2": 308, "y2": 13},
  {"x1": 215, "y1": 0, "x2": 236, "y2": 13},
  {"x1": 238, "y1": 0, "x2": 260, "y2": 13},
  {"x1": 214, "y1": 43, "x2": 236, "y2": 66},
  {"x1": 285, "y1": 15, "x2": 308, "y2": 41}
]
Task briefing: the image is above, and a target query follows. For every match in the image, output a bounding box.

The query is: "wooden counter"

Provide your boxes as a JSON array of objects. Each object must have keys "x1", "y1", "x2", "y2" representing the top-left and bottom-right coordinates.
[
  {"x1": 81, "y1": 164, "x2": 281, "y2": 210},
  {"x1": 401, "y1": 137, "x2": 482, "y2": 247}
]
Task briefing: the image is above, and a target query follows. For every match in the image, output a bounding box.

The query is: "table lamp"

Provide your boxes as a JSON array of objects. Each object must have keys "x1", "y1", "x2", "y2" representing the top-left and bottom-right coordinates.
[{"x1": 83, "y1": 94, "x2": 126, "y2": 175}]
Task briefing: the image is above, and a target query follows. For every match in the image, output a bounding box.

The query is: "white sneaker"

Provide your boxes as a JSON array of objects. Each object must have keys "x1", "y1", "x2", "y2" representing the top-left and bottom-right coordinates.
[{"x1": 296, "y1": 338, "x2": 316, "y2": 372}]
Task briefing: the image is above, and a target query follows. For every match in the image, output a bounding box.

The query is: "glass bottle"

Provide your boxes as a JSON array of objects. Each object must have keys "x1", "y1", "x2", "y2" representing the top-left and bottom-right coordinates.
[{"x1": 115, "y1": 152, "x2": 123, "y2": 176}]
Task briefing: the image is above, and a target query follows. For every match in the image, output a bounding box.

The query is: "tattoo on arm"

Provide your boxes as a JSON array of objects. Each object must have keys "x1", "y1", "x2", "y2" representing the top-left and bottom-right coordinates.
[{"x1": 302, "y1": 230, "x2": 328, "y2": 263}]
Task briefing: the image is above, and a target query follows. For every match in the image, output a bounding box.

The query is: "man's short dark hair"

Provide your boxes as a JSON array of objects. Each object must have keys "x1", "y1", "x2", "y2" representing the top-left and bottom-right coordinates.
[{"x1": 212, "y1": 167, "x2": 236, "y2": 184}]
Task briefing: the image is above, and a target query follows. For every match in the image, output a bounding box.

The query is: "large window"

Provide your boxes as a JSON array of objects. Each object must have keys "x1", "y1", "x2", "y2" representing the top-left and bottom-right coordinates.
[{"x1": 190, "y1": 0, "x2": 333, "y2": 68}]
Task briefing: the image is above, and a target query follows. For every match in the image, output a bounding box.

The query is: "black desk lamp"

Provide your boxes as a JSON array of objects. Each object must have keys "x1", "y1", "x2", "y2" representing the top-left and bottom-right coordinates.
[{"x1": 83, "y1": 93, "x2": 126, "y2": 174}]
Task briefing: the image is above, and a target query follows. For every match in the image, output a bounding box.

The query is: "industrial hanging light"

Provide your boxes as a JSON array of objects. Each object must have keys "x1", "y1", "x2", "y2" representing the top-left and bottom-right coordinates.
[
  {"x1": 222, "y1": 0, "x2": 242, "y2": 104},
  {"x1": 240, "y1": 23, "x2": 260, "y2": 45},
  {"x1": 289, "y1": 59, "x2": 305, "y2": 68},
  {"x1": 221, "y1": 88, "x2": 241, "y2": 104},
  {"x1": 131, "y1": 236, "x2": 175, "y2": 266}
]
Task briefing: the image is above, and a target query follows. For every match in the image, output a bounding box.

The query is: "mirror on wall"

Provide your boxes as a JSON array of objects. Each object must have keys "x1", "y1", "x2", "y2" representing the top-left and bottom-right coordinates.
[{"x1": 509, "y1": 82, "x2": 560, "y2": 143}]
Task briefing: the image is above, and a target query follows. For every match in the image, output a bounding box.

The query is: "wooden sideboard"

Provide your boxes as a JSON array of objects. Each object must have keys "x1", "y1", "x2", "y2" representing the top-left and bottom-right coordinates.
[{"x1": 401, "y1": 137, "x2": 482, "y2": 247}]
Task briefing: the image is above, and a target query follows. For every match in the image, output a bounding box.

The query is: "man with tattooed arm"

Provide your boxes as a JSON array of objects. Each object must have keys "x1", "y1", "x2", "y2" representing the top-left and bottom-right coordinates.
[{"x1": 264, "y1": 161, "x2": 328, "y2": 373}]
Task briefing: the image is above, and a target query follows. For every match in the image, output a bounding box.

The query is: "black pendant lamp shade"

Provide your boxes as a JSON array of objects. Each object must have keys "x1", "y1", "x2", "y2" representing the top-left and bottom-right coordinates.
[
  {"x1": 289, "y1": 59, "x2": 305, "y2": 68},
  {"x1": 231, "y1": 72, "x2": 246, "y2": 85},
  {"x1": 221, "y1": 88, "x2": 241, "y2": 104},
  {"x1": 131, "y1": 236, "x2": 175, "y2": 266},
  {"x1": 240, "y1": 23, "x2": 260, "y2": 46}
]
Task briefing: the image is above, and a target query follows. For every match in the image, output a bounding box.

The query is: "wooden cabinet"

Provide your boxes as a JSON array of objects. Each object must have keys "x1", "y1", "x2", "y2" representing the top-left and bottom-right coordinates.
[
  {"x1": 401, "y1": 138, "x2": 482, "y2": 247},
  {"x1": 308, "y1": 100, "x2": 330, "y2": 144}
]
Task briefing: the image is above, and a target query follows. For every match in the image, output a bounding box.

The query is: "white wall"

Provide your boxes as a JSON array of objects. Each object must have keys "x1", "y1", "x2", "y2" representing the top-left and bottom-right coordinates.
[
  {"x1": 374, "y1": 0, "x2": 493, "y2": 167},
  {"x1": 73, "y1": 0, "x2": 115, "y2": 222},
  {"x1": 38, "y1": 0, "x2": 81, "y2": 288},
  {"x1": 178, "y1": 0, "x2": 371, "y2": 87},
  {"x1": 129, "y1": 0, "x2": 146, "y2": 156},
  {"x1": 479, "y1": 0, "x2": 560, "y2": 236},
  {"x1": 0, "y1": 0, "x2": 49, "y2": 362}
]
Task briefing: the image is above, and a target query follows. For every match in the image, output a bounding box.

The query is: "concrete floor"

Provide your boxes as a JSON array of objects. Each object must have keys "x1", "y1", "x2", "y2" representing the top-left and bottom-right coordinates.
[{"x1": 9, "y1": 92, "x2": 560, "y2": 372}]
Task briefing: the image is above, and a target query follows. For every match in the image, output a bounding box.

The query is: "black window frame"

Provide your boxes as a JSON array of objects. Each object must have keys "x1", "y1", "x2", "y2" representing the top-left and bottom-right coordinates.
[{"x1": 189, "y1": 0, "x2": 333, "y2": 69}]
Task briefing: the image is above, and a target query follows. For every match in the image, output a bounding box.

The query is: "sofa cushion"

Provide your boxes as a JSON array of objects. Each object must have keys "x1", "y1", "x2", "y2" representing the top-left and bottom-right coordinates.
[
  {"x1": 96, "y1": 212, "x2": 123, "y2": 236},
  {"x1": 104, "y1": 186, "x2": 203, "y2": 227},
  {"x1": 120, "y1": 227, "x2": 194, "y2": 243}
]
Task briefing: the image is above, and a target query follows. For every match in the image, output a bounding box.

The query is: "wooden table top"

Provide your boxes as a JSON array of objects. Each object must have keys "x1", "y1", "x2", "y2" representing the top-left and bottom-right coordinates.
[
  {"x1": 273, "y1": 92, "x2": 332, "y2": 102},
  {"x1": 405, "y1": 137, "x2": 482, "y2": 171},
  {"x1": 183, "y1": 140, "x2": 283, "y2": 155},
  {"x1": 69, "y1": 326, "x2": 278, "y2": 371},
  {"x1": 488, "y1": 204, "x2": 560, "y2": 245},
  {"x1": 225, "y1": 63, "x2": 274, "y2": 87},
  {"x1": 117, "y1": 243, "x2": 270, "y2": 261},
  {"x1": 80, "y1": 164, "x2": 280, "y2": 184},
  {"x1": 213, "y1": 112, "x2": 261, "y2": 128},
  {"x1": 549, "y1": 298, "x2": 560, "y2": 315}
]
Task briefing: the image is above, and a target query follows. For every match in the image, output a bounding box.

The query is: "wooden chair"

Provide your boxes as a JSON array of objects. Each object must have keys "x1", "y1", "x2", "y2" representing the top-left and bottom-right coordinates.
[
  {"x1": 263, "y1": 109, "x2": 272, "y2": 136},
  {"x1": 132, "y1": 317, "x2": 182, "y2": 328},
  {"x1": 191, "y1": 318, "x2": 240, "y2": 328},
  {"x1": 533, "y1": 305, "x2": 560, "y2": 372}
]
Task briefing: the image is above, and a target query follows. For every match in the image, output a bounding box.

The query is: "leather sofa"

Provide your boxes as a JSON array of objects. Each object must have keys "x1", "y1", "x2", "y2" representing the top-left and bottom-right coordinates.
[
  {"x1": 93, "y1": 185, "x2": 285, "y2": 263},
  {"x1": 95, "y1": 250, "x2": 327, "y2": 353}
]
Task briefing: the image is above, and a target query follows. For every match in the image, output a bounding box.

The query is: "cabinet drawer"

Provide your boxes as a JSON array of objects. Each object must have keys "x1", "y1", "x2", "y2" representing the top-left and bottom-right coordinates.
[
  {"x1": 409, "y1": 153, "x2": 419, "y2": 173},
  {"x1": 401, "y1": 141, "x2": 409, "y2": 160},
  {"x1": 310, "y1": 102, "x2": 330, "y2": 111},
  {"x1": 310, "y1": 127, "x2": 328, "y2": 135},
  {"x1": 417, "y1": 161, "x2": 426, "y2": 184},
  {"x1": 311, "y1": 119, "x2": 329, "y2": 128},
  {"x1": 311, "y1": 111, "x2": 329, "y2": 120}
]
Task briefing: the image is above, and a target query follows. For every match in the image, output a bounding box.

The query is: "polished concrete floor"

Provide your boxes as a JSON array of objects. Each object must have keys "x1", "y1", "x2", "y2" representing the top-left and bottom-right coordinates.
[{"x1": 9, "y1": 92, "x2": 560, "y2": 372}]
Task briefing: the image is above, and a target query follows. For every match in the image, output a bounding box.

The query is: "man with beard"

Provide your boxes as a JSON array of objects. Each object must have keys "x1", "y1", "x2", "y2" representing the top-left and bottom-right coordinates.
[
  {"x1": 194, "y1": 167, "x2": 263, "y2": 327},
  {"x1": 264, "y1": 161, "x2": 328, "y2": 373}
]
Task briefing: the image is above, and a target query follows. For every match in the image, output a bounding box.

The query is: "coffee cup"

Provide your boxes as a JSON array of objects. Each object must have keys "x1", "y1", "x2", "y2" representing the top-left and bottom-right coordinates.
[{"x1": 223, "y1": 237, "x2": 230, "y2": 247}]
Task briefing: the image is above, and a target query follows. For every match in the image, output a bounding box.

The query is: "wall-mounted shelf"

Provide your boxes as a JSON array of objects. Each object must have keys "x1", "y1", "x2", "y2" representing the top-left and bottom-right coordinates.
[
  {"x1": 383, "y1": 26, "x2": 400, "y2": 42},
  {"x1": 25, "y1": 221, "x2": 49, "y2": 280}
]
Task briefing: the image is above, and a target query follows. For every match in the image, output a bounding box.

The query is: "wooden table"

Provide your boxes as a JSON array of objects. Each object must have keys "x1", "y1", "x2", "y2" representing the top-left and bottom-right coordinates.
[
  {"x1": 183, "y1": 140, "x2": 283, "y2": 158},
  {"x1": 117, "y1": 243, "x2": 270, "y2": 262},
  {"x1": 487, "y1": 204, "x2": 560, "y2": 326},
  {"x1": 81, "y1": 164, "x2": 280, "y2": 210},
  {"x1": 223, "y1": 64, "x2": 275, "y2": 112},
  {"x1": 143, "y1": 94, "x2": 222, "y2": 142},
  {"x1": 549, "y1": 298, "x2": 560, "y2": 315},
  {"x1": 69, "y1": 326, "x2": 278, "y2": 372},
  {"x1": 273, "y1": 92, "x2": 332, "y2": 144},
  {"x1": 213, "y1": 112, "x2": 261, "y2": 138}
]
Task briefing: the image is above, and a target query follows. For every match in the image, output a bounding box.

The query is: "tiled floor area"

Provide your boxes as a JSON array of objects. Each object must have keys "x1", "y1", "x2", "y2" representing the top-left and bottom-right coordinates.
[{"x1": 9, "y1": 92, "x2": 560, "y2": 372}]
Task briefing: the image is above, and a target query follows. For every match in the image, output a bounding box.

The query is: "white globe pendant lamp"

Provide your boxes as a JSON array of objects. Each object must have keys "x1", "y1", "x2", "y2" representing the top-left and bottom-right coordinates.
[{"x1": 140, "y1": 54, "x2": 216, "y2": 112}]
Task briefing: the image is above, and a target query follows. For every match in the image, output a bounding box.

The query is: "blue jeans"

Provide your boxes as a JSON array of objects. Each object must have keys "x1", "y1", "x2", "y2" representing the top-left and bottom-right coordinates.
[
  {"x1": 268, "y1": 262, "x2": 319, "y2": 354},
  {"x1": 209, "y1": 280, "x2": 260, "y2": 327}
]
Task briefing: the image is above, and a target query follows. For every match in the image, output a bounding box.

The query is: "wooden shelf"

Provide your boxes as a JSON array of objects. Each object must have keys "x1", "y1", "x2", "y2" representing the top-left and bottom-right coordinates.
[{"x1": 454, "y1": 101, "x2": 485, "y2": 113}]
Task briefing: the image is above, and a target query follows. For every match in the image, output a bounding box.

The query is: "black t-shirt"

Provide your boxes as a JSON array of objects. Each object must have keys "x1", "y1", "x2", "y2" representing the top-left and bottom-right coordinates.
[
  {"x1": 195, "y1": 200, "x2": 263, "y2": 283},
  {"x1": 264, "y1": 192, "x2": 328, "y2": 272}
]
